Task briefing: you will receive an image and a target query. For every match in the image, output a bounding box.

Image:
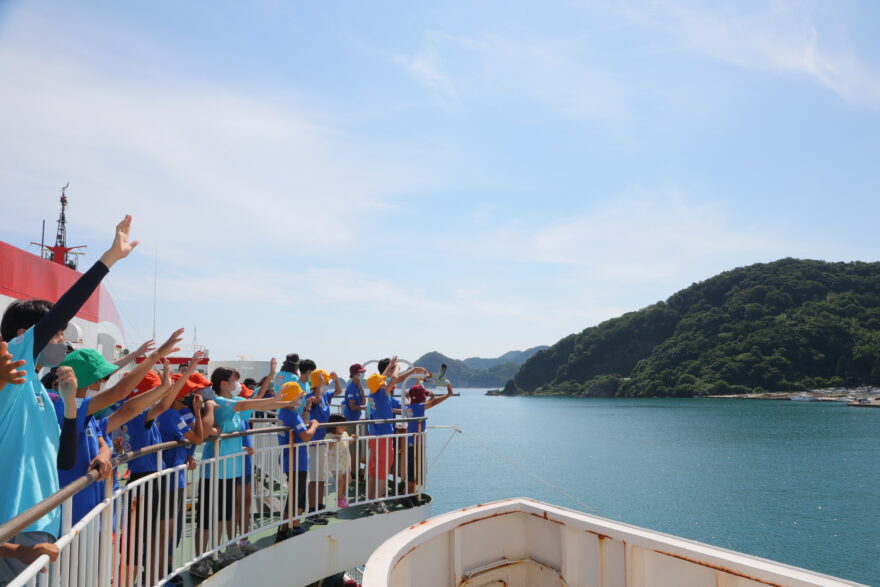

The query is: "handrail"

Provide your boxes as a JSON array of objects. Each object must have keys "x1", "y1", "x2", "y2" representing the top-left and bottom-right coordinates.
[{"x1": 0, "y1": 416, "x2": 427, "y2": 545}]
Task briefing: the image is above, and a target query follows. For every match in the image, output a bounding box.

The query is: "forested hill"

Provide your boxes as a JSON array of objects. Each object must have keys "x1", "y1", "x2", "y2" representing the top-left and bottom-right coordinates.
[
  {"x1": 503, "y1": 259, "x2": 880, "y2": 397},
  {"x1": 414, "y1": 346, "x2": 548, "y2": 387}
]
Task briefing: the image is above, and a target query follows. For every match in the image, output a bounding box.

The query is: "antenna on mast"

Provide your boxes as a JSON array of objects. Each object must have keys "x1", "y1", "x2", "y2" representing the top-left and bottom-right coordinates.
[{"x1": 32, "y1": 183, "x2": 86, "y2": 269}]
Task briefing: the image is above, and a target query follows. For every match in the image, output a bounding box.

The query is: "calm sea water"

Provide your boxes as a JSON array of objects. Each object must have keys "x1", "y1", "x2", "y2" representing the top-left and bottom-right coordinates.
[{"x1": 422, "y1": 390, "x2": 880, "y2": 585}]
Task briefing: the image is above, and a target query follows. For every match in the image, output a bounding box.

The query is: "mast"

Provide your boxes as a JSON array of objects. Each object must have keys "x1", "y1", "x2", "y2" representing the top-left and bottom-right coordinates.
[{"x1": 32, "y1": 183, "x2": 86, "y2": 269}]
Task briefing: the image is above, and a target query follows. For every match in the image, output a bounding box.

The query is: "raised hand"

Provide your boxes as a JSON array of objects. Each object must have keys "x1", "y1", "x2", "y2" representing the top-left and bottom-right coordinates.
[
  {"x1": 192, "y1": 393, "x2": 204, "y2": 412},
  {"x1": 132, "y1": 339, "x2": 155, "y2": 357},
  {"x1": 269, "y1": 357, "x2": 278, "y2": 376},
  {"x1": 155, "y1": 328, "x2": 185, "y2": 358},
  {"x1": 329, "y1": 371, "x2": 338, "y2": 381},
  {"x1": 56, "y1": 366, "x2": 78, "y2": 417},
  {"x1": 99, "y1": 215, "x2": 140, "y2": 268},
  {"x1": 184, "y1": 351, "x2": 204, "y2": 377},
  {"x1": 0, "y1": 341, "x2": 26, "y2": 391},
  {"x1": 160, "y1": 359, "x2": 172, "y2": 386}
]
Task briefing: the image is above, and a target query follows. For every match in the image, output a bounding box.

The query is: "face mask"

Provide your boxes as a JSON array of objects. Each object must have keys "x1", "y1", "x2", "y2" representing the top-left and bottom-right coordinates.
[
  {"x1": 233, "y1": 382, "x2": 242, "y2": 396},
  {"x1": 37, "y1": 342, "x2": 68, "y2": 368}
]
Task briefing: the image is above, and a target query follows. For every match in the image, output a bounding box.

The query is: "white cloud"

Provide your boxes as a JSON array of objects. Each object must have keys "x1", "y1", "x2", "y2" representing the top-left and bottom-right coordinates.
[
  {"x1": 395, "y1": 31, "x2": 629, "y2": 122},
  {"x1": 0, "y1": 25, "x2": 430, "y2": 270},
  {"x1": 623, "y1": 0, "x2": 880, "y2": 109}
]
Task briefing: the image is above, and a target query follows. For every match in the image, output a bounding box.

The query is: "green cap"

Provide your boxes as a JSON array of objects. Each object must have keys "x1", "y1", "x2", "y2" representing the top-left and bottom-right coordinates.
[{"x1": 60, "y1": 348, "x2": 118, "y2": 389}]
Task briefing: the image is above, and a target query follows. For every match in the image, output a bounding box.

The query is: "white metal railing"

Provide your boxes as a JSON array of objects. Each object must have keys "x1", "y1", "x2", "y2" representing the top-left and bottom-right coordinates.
[{"x1": 3, "y1": 417, "x2": 428, "y2": 587}]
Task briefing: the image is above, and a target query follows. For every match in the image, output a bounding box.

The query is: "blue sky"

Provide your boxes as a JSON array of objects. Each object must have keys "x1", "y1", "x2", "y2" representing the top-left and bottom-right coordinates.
[{"x1": 2, "y1": 0, "x2": 880, "y2": 369}]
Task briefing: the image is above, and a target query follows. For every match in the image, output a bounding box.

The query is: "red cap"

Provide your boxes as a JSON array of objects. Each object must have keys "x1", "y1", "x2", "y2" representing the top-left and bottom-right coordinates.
[
  {"x1": 349, "y1": 363, "x2": 366, "y2": 377},
  {"x1": 132, "y1": 369, "x2": 162, "y2": 397},
  {"x1": 176, "y1": 372, "x2": 211, "y2": 399},
  {"x1": 239, "y1": 384, "x2": 254, "y2": 398}
]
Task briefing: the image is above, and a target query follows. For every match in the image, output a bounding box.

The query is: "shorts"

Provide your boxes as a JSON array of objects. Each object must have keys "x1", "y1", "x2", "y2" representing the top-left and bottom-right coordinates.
[
  {"x1": 158, "y1": 486, "x2": 185, "y2": 522},
  {"x1": 307, "y1": 444, "x2": 329, "y2": 480},
  {"x1": 367, "y1": 437, "x2": 395, "y2": 480},
  {"x1": 0, "y1": 531, "x2": 55, "y2": 584},
  {"x1": 196, "y1": 477, "x2": 236, "y2": 523},
  {"x1": 284, "y1": 470, "x2": 309, "y2": 515}
]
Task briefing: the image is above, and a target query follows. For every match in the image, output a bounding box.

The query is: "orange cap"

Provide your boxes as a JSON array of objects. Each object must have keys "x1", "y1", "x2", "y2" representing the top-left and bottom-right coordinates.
[
  {"x1": 279, "y1": 381, "x2": 305, "y2": 402},
  {"x1": 132, "y1": 369, "x2": 162, "y2": 397},
  {"x1": 239, "y1": 384, "x2": 254, "y2": 398}
]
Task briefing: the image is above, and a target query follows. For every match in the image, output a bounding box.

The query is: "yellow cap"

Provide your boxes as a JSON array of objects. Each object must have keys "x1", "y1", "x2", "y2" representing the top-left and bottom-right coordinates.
[
  {"x1": 279, "y1": 381, "x2": 305, "y2": 402},
  {"x1": 366, "y1": 373, "x2": 387, "y2": 394},
  {"x1": 309, "y1": 369, "x2": 331, "y2": 388}
]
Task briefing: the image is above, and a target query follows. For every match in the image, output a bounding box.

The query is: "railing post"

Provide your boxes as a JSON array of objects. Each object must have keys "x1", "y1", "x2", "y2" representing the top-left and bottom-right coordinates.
[
  {"x1": 288, "y1": 430, "x2": 294, "y2": 526},
  {"x1": 97, "y1": 476, "x2": 113, "y2": 586}
]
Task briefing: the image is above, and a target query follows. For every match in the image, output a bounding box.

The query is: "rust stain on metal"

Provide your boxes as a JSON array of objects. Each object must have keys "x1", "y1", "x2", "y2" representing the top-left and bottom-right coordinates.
[
  {"x1": 529, "y1": 511, "x2": 563, "y2": 525},
  {"x1": 390, "y1": 545, "x2": 420, "y2": 572},
  {"x1": 456, "y1": 510, "x2": 517, "y2": 528},
  {"x1": 584, "y1": 529, "x2": 612, "y2": 541},
  {"x1": 655, "y1": 550, "x2": 786, "y2": 587}
]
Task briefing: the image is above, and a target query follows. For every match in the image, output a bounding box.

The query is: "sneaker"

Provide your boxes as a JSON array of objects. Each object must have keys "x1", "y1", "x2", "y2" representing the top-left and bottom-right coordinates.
[
  {"x1": 291, "y1": 526, "x2": 307, "y2": 537},
  {"x1": 337, "y1": 497, "x2": 349, "y2": 509},
  {"x1": 168, "y1": 574, "x2": 184, "y2": 585},
  {"x1": 306, "y1": 513, "x2": 329, "y2": 525},
  {"x1": 189, "y1": 558, "x2": 214, "y2": 579},
  {"x1": 367, "y1": 501, "x2": 388, "y2": 514},
  {"x1": 219, "y1": 544, "x2": 245, "y2": 566},
  {"x1": 239, "y1": 540, "x2": 259, "y2": 555}
]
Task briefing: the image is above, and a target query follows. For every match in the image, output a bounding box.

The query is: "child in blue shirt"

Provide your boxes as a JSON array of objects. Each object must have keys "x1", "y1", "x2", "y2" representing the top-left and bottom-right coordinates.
[
  {"x1": 274, "y1": 381, "x2": 319, "y2": 544},
  {"x1": 305, "y1": 368, "x2": 342, "y2": 523},
  {"x1": 0, "y1": 215, "x2": 137, "y2": 584}
]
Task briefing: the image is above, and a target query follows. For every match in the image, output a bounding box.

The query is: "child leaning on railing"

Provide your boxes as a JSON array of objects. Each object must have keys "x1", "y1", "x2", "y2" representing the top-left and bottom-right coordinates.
[{"x1": 326, "y1": 414, "x2": 355, "y2": 509}]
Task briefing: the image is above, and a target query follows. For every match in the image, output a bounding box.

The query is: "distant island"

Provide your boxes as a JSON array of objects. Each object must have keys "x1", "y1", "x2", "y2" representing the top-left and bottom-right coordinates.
[
  {"x1": 414, "y1": 347, "x2": 549, "y2": 387},
  {"x1": 501, "y1": 258, "x2": 880, "y2": 398}
]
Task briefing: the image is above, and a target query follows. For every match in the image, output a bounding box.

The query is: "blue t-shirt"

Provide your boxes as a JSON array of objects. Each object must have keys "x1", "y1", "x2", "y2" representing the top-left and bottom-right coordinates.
[
  {"x1": 406, "y1": 402, "x2": 426, "y2": 445},
  {"x1": 342, "y1": 381, "x2": 364, "y2": 421},
  {"x1": 156, "y1": 408, "x2": 193, "y2": 488},
  {"x1": 202, "y1": 396, "x2": 249, "y2": 479},
  {"x1": 307, "y1": 390, "x2": 335, "y2": 441},
  {"x1": 123, "y1": 410, "x2": 162, "y2": 473},
  {"x1": 368, "y1": 386, "x2": 394, "y2": 436},
  {"x1": 51, "y1": 395, "x2": 106, "y2": 524},
  {"x1": 277, "y1": 408, "x2": 308, "y2": 472},
  {"x1": 0, "y1": 327, "x2": 61, "y2": 535}
]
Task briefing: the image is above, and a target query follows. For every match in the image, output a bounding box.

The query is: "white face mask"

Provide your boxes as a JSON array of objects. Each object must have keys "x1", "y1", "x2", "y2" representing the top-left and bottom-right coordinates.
[
  {"x1": 37, "y1": 342, "x2": 68, "y2": 368},
  {"x1": 232, "y1": 381, "x2": 242, "y2": 396}
]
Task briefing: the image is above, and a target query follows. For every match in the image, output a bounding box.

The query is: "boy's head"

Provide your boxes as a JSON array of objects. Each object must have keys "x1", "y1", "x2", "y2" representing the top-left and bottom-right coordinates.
[
  {"x1": 349, "y1": 363, "x2": 366, "y2": 379},
  {"x1": 377, "y1": 357, "x2": 391, "y2": 374},
  {"x1": 210, "y1": 366, "x2": 237, "y2": 395},
  {"x1": 60, "y1": 348, "x2": 119, "y2": 391},
  {"x1": 1, "y1": 299, "x2": 57, "y2": 342},
  {"x1": 329, "y1": 413, "x2": 347, "y2": 433},
  {"x1": 298, "y1": 359, "x2": 316, "y2": 380}
]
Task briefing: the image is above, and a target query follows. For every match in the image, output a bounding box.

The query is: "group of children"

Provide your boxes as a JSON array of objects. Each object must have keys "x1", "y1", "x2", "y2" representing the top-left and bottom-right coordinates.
[{"x1": 0, "y1": 214, "x2": 456, "y2": 585}]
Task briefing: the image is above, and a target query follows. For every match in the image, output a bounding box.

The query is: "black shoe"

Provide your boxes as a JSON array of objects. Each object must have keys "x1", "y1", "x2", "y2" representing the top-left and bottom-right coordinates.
[
  {"x1": 274, "y1": 527, "x2": 293, "y2": 544},
  {"x1": 306, "y1": 513, "x2": 329, "y2": 525}
]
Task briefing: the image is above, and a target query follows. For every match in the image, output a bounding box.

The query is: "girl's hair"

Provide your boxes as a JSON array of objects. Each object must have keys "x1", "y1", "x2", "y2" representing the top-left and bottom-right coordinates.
[
  {"x1": 329, "y1": 413, "x2": 347, "y2": 432},
  {"x1": 210, "y1": 367, "x2": 235, "y2": 392}
]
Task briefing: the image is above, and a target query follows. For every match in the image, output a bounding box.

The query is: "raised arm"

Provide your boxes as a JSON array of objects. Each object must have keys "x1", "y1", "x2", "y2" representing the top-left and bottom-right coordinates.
[
  {"x1": 426, "y1": 382, "x2": 454, "y2": 409},
  {"x1": 233, "y1": 395, "x2": 297, "y2": 412},
  {"x1": 105, "y1": 360, "x2": 175, "y2": 432},
  {"x1": 113, "y1": 339, "x2": 155, "y2": 369},
  {"x1": 33, "y1": 215, "x2": 139, "y2": 357},
  {"x1": 329, "y1": 372, "x2": 343, "y2": 397},
  {"x1": 87, "y1": 328, "x2": 183, "y2": 415},
  {"x1": 147, "y1": 358, "x2": 190, "y2": 420},
  {"x1": 182, "y1": 394, "x2": 205, "y2": 443},
  {"x1": 254, "y1": 358, "x2": 277, "y2": 399}
]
